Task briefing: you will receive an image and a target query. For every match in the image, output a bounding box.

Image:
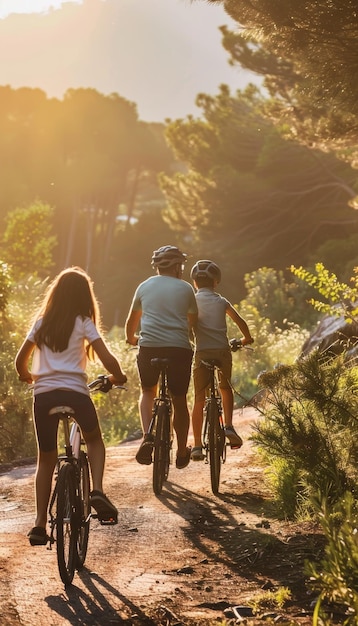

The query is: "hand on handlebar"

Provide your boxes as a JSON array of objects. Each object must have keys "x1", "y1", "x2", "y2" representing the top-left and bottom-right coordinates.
[
  {"x1": 89, "y1": 374, "x2": 127, "y2": 393},
  {"x1": 230, "y1": 337, "x2": 254, "y2": 352},
  {"x1": 125, "y1": 336, "x2": 139, "y2": 346},
  {"x1": 108, "y1": 373, "x2": 127, "y2": 386}
]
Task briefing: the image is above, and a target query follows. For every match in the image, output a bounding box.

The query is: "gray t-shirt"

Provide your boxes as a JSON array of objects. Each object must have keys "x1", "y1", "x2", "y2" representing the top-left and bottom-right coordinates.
[
  {"x1": 194, "y1": 288, "x2": 230, "y2": 350},
  {"x1": 131, "y1": 275, "x2": 197, "y2": 349}
]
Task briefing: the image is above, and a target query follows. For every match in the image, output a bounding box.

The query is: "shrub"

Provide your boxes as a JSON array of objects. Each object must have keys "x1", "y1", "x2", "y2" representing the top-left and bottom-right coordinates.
[
  {"x1": 308, "y1": 493, "x2": 358, "y2": 626},
  {"x1": 251, "y1": 350, "x2": 358, "y2": 517}
]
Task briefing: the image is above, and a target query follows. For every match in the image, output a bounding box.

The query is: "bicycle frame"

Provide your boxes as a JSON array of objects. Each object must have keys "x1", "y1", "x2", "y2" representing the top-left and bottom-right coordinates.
[
  {"x1": 201, "y1": 359, "x2": 226, "y2": 494},
  {"x1": 48, "y1": 409, "x2": 84, "y2": 543},
  {"x1": 148, "y1": 358, "x2": 173, "y2": 495},
  {"x1": 46, "y1": 376, "x2": 123, "y2": 585}
]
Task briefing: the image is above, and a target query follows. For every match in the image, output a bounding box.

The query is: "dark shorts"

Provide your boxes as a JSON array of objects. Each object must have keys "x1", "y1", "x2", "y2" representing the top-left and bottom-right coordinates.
[
  {"x1": 34, "y1": 390, "x2": 98, "y2": 453},
  {"x1": 137, "y1": 346, "x2": 193, "y2": 396}
]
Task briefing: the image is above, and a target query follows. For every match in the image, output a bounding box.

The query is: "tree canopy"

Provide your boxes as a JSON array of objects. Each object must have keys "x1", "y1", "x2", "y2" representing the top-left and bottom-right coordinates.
[
  {"x1": 0, "y1": 86, "x2": 174, "y2": 272},
  {"x1": 160, "y1": 85, "x2": 358, "y2": 303},
  {"x1": 204, "y1": 0, "x2": 358, "y2": 163}
]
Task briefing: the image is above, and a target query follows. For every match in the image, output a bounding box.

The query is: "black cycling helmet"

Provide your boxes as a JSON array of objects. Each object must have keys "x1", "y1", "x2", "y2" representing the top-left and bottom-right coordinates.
[
  {"x1": 151, "y1": 245, "x2": 187, "y2": 269},
  {"x1": 190, "y1": 260, "x2": 221, "y2": 283}
]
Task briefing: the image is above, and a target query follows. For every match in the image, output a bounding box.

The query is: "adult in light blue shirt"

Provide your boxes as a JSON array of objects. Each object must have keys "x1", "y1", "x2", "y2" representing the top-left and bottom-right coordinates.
[{"x1": 125, "y1": 245, "x2": 198, "y2": 469}]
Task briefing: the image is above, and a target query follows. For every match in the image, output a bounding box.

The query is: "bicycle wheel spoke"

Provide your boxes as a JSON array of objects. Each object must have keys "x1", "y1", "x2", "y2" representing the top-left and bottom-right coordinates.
[
  {"x1": 208, "y1": 400, "x2": 224, "y2": 494},
  {"x1": 56, "y1": 463, "x2": 78, "y2": 585},
  {"x1": 153, "y1": 403, "x2": 171, "y2": 495},
  {"x1": 75, "y1": 451, "x2": 90, "y2": 569}
]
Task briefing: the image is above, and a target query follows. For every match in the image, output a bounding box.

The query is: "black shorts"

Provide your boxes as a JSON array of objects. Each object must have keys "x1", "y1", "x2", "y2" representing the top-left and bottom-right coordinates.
[
  {"x1": 33, "y1": 390, "x2": 98, "y2": 453},
  {"x1": 137, "y1": 347, "x2": 193, "y2": 396}
]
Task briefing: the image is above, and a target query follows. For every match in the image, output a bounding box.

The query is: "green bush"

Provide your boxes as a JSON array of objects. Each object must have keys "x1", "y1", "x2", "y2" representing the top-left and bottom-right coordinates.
[
  {"x1": 251, "y1": 350, "x2": 358, "y2": 518},
  {"x1": 229, "y1": 303, "x2": 309, "y2": 407},
  {"x1": 308, "y1": 493, "x2": 358, "y2": 626}
]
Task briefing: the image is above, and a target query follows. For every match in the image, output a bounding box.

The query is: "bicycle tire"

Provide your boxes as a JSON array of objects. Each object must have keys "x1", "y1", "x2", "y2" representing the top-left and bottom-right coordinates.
[
  {"x1": 56, "y1": 462, "x2": 78, "y2": 585},
  {"x1": 75, "y1": 451, "x2": 90, "y2": 570},
  {"x1": 208, "y1": 399, "x2": 225, "y2": 494},
  {"x1": 153, "y1": 402, "x2": 170, "y2": 495}
]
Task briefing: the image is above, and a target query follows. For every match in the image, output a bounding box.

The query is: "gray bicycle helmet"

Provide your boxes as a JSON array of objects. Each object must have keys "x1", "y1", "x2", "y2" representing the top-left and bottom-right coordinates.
[
  {"x1": 151, "y1": 245, "x2": 187, "y2": 269},
  {"x1": 190, "y1": 260, "x2": 221, "y2": 283}
]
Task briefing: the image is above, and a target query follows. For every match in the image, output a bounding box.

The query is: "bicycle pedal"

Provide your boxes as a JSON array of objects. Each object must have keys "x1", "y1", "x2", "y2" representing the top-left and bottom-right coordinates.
[
  {"x1": 229, "y1": 443, "x2": 242, "y2": 450},
  {"x1": 99, "y1": 516, "x2": 118, "y2": 526}
]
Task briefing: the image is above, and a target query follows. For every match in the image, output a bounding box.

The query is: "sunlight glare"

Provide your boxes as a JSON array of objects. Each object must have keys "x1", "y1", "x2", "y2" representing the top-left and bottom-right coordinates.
[{"x1": 0, "y1": 0, "x2": 82, "y2": 19}]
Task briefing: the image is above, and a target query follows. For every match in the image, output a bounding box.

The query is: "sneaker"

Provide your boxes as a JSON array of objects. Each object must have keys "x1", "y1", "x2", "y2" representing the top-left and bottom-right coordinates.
[
  {"x1": 135, "y1": 433, "x2": 154, "y2": 465},
  {"x1": 27, "y1": 526, "x2": 50, "y2": 546},
  {"x1": 224, "y1": 426, "x2": 243, "y2": 449},
  {"x1": 176, "y1": 446, "x2": 191, "y2": 469},
  {"x1": 191, "y1": 446, "x2": 205, "y2": 461},
  {"x1": 90, "y1": 490, "x2": 118, "y2": 524}
]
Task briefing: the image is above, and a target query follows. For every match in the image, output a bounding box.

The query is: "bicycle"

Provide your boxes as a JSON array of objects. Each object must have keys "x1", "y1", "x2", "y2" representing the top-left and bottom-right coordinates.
[
  {"x1": 47, "y1": 375, "x2": 125, "y2": 586},
  {"x1": 147, "y1": 358, "x2": 173, "y2": 496},
  {"x1": 201, "y1": 338, "x2": 250, "y2": 495}
]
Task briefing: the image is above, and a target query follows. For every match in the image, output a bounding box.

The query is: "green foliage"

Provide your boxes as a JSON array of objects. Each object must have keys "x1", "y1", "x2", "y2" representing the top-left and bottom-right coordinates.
[
  {"x1": 248, "y1": 586, "x2": 292, "y2": 614},
  {"x1": 0, "y1": 310, "x2": 37, "y2": 462},
  {"x1": 2, "y1": 201, "x2": 57, "y2": 279},
  {"x1": 216, "y1": 0, "x2": 358, "y2": 162},
  {"x1": 0, "y1": 86, "x2": 175, "y2": 307},
  {"x1": 242, "y1": 267, "x2": 320, "y2": 331},
  {"x1": 308, "y1": 493, "x2": 358, "y2": 626},
  {"x1": 291, "y1": 262, "x2": 358, "y2": 321},
  {"x1": 229, "y1": 300, "x2": 309, "y2": 407},
  {"x1": 252, "y1": 351, "x2": 358, "y2": 518},
  {"x1": 0, "y1": 275, "x2": 44, "y2": 462},
  {"x1": 86, "y1": 328, "x2": 141, "y2": 444},
  {"x1": 0, "y1": 261, "x2": 11, "y2": 317},
  {"x1": 161, "y1": 85, "x2": 356, "y2": 307}
]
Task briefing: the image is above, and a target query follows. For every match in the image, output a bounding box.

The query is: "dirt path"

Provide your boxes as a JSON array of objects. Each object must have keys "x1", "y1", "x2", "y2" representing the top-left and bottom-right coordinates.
[{"x1": 0, "y1": 409, "x2": 322, "y2": 625}]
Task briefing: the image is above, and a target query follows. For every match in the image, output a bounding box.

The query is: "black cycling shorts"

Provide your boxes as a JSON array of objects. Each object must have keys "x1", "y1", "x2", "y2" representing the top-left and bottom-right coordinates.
[
  {"x1": 33, "y1": 390, "x2": 98, "y2": 453},
  {"x1": 137, "y1": 346, "x2": 193, "y2": 396}
]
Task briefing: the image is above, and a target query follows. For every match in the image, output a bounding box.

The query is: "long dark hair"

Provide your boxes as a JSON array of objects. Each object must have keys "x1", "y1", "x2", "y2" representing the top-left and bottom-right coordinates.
[{"x1": 34, "y1": 267, "x2": 100, "y2": 356}]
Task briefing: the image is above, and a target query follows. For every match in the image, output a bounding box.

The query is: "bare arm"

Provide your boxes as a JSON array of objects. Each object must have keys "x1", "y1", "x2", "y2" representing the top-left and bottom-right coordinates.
[
  {"x1": 125, "y1": 309, "x2": 142, "y2": 346},
  {"x1": 15, "y1": 339, "x2": 35, "y2": 383},
  {"x1": 91, "y1": 338, "x2": 127, "y2": 385},
  {"x1": 226, "y1": 304, "x2": 254, "y2": 345}
]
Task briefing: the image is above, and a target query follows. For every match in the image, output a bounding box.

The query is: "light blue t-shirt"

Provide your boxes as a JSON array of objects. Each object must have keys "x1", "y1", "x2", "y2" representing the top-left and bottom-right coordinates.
[
  {"x1": 194, "y1": 288, "x2": 230, "y2": 350},
  {"x1": 131, "y1": 275, "x2": 197, "y2": 349}
]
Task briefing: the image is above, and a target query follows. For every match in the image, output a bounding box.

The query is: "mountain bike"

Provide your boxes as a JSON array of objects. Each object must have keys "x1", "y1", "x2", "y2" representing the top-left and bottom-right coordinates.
[
  {"x1": 201, "y1": 339, "x2": 250, "y2": 495},
  {"x1": 147, "y1": 358, "x2": 173, "y2": 495},
  {"x1": 47, "y1": 375, "x2": 125, "y2": 586}
]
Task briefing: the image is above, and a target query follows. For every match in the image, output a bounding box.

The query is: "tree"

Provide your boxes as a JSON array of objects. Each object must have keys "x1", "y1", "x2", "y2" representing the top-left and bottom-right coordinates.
[
  {"x1": 0, "y1": 262, "x2": 11, "y2": 318},
  {"x1": 242, "y1": 267, "x2": 320, "y2": 331},
  {"x1": 0, "y1": 86, "x2": 177, "y2": 280},
  {"x1": 203, "y1": 1, "x2": 358, "y2": 162},
  {"x1": 2, "y1": 201, "x2": 57, "y2": 279},
  {"x1": 160, "y1": 85, "x2": 358, "y2": 303}
]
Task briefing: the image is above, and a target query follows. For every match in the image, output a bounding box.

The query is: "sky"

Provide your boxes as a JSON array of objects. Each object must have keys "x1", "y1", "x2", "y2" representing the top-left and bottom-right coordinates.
[{"x1": 0, "y1": 0, "x2": 261, "y2": 122}]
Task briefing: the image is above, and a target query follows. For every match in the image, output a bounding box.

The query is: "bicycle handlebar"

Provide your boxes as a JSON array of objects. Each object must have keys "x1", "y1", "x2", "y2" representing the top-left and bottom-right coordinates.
[
  {"x1": 229, "y1": 338, "x2": 254, "y2": 352},
  {"x1": 88, "y1": 375, "x2": 127, "y2": 393}
]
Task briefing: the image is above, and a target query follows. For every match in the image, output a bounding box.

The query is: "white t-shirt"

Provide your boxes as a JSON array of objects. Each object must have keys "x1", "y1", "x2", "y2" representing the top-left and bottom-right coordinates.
[
  {"x1": 130, "y1": 275, "x2": 197, "y2": 349},
  {"x1": 27, "y1": 316, "x2": 100, "y2": 395}
]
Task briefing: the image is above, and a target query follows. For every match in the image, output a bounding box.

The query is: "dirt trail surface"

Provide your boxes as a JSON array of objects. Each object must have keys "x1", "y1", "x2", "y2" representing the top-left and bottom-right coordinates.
[{"x1": 0, "y1": 408, "x2": 324, "y2": 626}]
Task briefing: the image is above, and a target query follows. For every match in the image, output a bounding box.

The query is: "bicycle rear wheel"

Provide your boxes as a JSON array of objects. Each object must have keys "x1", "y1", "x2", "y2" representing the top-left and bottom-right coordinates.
[
  {"x1": 153, "y1": 402, "x2": 170, "y2": 495},
  {"x1": 208, "y1": 400, "x2": 225, "y2": 494},
  {"x1": 75, "y1": 451, "x2": 90, "y2": 570},
  {"x1": 56, "y1": 462, "x2": 78, "y2": 585}
]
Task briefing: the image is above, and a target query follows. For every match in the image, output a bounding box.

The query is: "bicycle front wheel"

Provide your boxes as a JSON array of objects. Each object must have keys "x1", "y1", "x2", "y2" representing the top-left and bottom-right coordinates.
[
  {"x1": 208, "y1": 400, "x2": 225, "y2": 495},
  {"x1": 56, "y1": 462, "x2": 78, "y2": 585},
  {"x1": 153, "y1": 402, "x2": 171, "y2": 495},
  {"x1": 75, "y1": 451, "x2": 90, "y2": 570}
]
